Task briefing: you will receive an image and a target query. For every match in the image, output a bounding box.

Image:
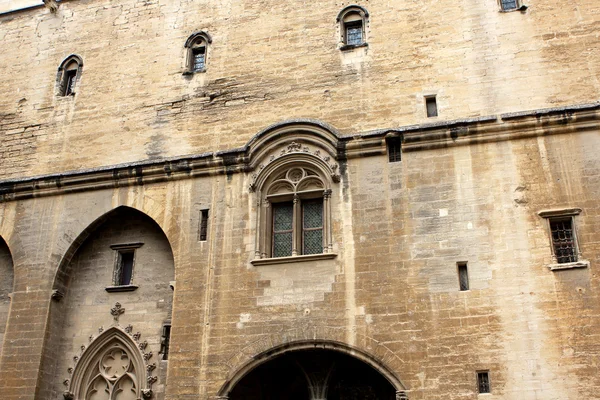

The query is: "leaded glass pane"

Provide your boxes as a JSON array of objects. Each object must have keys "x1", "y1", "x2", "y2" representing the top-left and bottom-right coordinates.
[
  {"x1": 193, "y1": 48, "x2": 206, "y2": 71},
  {"x1": 273, "y1": 203, "x2": 293, "y2": 257},
  {"x1": 274, "y1": 203, "x2": 293, "y2": 231},
  {"x1": 273, "y1": 232, "x2": 293, "y2": 257},
  {"x1": 500, "y1": 0, "x2": 517, "y2": 10},
  {"x1": 346, "y1": 24, "x2": 363, "y2": 45},
  {"x1": 303, "y1": 201, "x2": 322, "y2": 229},
  {"x1": 303, "y1": 230, "x2": 322, "y2": 255}
]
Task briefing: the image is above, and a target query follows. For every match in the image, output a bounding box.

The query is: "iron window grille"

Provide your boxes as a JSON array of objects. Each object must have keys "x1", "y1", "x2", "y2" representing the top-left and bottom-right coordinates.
[
  {"x1": 387, "y1": 137, "x2": 402, "y2": 163},
  {"x1": 549, "y1": 217, "x2": 578, "y2": 264},
  {"x1": 458, "y1": 262, "x2": 469, "y2": 291},
  {"x1": 199, "y1": 209, "x2": 209, "y2": 241},
  {"x1": 345, "y1": 21, "x2": 363, "y2": 46},
  {"x1": 500, "y1": 0, "x2": 518, "y2": 10},
  {"x1": 477, "y1": 371, "x2": 490, "y2": 393}
]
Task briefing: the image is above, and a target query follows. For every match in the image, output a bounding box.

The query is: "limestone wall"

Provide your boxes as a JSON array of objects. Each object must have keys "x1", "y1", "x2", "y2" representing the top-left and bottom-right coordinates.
[{"x1": 0, "y1": 0, "x2": 599, "y2": 179}]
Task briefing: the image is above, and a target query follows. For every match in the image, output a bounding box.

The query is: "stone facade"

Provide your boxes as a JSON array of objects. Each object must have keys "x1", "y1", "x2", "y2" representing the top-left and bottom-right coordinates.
[{"x1": 0, "y1": 0, "x2": 599, "y2": 399}]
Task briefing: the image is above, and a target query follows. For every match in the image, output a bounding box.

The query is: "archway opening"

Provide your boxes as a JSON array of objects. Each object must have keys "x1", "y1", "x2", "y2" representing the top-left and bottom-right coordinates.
[
  {"x1": 0, "y1": 236, "x2": 14, "y2": 356},
  {"x1": 229, "y1": 349, "x2": 397, "y2": 400}
]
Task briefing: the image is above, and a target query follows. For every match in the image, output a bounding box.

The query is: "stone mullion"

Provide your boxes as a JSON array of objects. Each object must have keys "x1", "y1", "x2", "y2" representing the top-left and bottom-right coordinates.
[
  {"x1": 262, "y1": 199, "x2": 271, "y2": 258},
  {"x1": 324, "y1": 189, "x2": 332, "y2": 253},
  {"x1": 292, "y1": 195, "x2": 300, "y2": 256}
]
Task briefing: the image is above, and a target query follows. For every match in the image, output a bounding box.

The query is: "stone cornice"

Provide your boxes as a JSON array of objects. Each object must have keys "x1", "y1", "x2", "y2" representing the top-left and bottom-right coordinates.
[{"x1": 0, "y1": 102, "x2": 598, "y2": 202}]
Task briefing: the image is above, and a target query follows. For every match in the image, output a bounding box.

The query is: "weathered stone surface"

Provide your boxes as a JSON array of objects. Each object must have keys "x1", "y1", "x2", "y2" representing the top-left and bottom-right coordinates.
[{"x1": 0, "y1": 0, "x2": 599, "y2": 399}]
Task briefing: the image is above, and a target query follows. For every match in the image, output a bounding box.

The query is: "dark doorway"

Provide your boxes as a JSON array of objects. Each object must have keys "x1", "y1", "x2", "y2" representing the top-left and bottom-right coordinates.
[{"x1": 229, "y1": 349, "x2": 396, "y2": 400}]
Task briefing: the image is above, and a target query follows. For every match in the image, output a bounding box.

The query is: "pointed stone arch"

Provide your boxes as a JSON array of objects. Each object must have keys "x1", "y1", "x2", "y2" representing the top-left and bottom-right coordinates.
[
  {"x1": 0, "y1": 235, "x2": 14, "y2": 361},
  {"x1": 67, "y1": 326, "x2": 150, "y2": 400}
]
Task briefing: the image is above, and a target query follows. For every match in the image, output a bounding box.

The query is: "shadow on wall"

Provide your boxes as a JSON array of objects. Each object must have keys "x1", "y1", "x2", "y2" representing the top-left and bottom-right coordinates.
[{"x1": 37, "y1": 206, "x2": 175, "y2": 400}]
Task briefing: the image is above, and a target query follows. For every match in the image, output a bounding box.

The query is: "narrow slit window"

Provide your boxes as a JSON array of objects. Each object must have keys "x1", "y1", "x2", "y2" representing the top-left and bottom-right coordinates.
[
  {"x1": 426, "y1": 96, "x2": 438, "y2": 117},
  {"x1": 63, "y1": 69, "x2": 77, "y2": 96},
  {"x1": 387, "y1": 137, "x2": 402, "y2": 163},
  {"x1": 272, "y1": 202, "x2": 294, "y2": 258},
  {"x1": 160, "y1": 324, "x2": 171, "y2": 360},
  {"x1": 116, "y1": 250, "x2": 134, "y2": 286},
  {"x1": 477, "y1": 371, "x2": 490, "y2": 393},
  {"x1": 549, "y1": 218, "x2": 577, "y2": 263},
  {"x1": 458, "y1": 262, "x2": 469, "y2": 291},
  {"x1": 199, "y1": 209, "x2": 209, "y2": 241},
  {"x1": 302, "y1": 199, "x2": 323, "y2": 255}
]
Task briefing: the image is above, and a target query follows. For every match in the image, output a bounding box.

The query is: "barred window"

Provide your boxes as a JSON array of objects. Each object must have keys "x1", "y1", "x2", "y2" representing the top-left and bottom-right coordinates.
[
  {"x1": 199, "y1": 209, "x2": 209, "y2": 241},
  {"x1": 549, "y1": 218, "x2": 577, "y2": 264},
  {"x1": 458, "y1": 262, "x2": 469, "y2": 291},
  {"x1": 387, "y1": 137, "x2": 402, "y2": 163},
  {"x1": 193, "y1": 47, "x2": 206, "y2": 72},
  {"x1": 477, "y1": 371, "x2": 490, "y2": 393},
  {"x1": 302, "y1": 200, "x2": 323, "y2": 255},
  {"x1": 273, "y1": 202, "x2": 294, "y2": 257}
]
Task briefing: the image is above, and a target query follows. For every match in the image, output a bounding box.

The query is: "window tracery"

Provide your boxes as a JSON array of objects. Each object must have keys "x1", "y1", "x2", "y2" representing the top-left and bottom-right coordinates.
[{"x1": 251, "y1": 141, "x2": 338, "y2": 262}]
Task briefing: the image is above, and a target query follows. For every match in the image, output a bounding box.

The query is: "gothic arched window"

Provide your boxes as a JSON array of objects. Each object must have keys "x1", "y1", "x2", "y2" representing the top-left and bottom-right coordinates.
[
  {"x1": 57, "y1": 55, "x2": 83, "y2": 96},
  {"x1": 184, "y1": 31, "x2": 212, "y2": 74}
]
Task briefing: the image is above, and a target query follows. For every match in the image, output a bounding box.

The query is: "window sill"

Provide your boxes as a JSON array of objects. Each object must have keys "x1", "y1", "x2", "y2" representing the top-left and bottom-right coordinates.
[
  {"x1": 339, "y1": 43, "x2": 368, "y2": 51},
  {"x1": 183, "y1": 69, "x2": 206, "y2": 75},
  {"x1": 547, "y1": 260, "x2": 589, "y2": 271},
  {"x1": 105, "y1": 285, "x2": 139, "y2": 292},
  {"x1": 251, "y1": 253, "x2": 337, "y2": 266},
  {"x1": 499, "y1": 4, "x2": 528, "y2": 12}
]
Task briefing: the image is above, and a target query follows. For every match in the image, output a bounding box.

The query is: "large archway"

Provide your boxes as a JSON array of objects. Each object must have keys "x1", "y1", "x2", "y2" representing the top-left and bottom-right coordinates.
[
  {"x1": 0, "y1": 236, "x2": 14, "y2": 360},
  {"x1": 221, "y1": 342, "x2": 406, "y2": 400}
]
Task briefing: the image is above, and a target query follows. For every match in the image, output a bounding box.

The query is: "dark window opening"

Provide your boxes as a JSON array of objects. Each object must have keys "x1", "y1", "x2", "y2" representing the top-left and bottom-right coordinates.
[
  {"x1": 345, "y1": 21, "x2": 363, "y2": 45},
  {"x1": 458, "y1": 262, "x2": 469, "y2": 291},
  {"x1": 160, "y1": 324, "x2": 171, "y2": 360},
  {"x1": 62, "y1": 69, "x2": 77, "y2": 96},
  {"x1": 192, "y1": 47, "x2": 206, "y2": 72},
  {"x1": 273, "y1": 202, "x2": 294, "y2": 258},
  {"x1": 116, "y1": 250, "x2": 134, "y2": 286},
  {"x1": 477, "y1": 371, "x2": 490, "y2": 393},
  {"x1": 387, "y1": 137, "x2": 402, "y2": 163},
  {"x1": 500, "y1": 0, "x2": 518, "y2": 10},
  {"x1": 426, "y1": 96, "x2": 438, "y2": 117},
  {"x1": 199, "y1": 209, "x2": 209, "y2": 241},
  {"x1": 550, "y1": 218, "x2": 577, "y2": 263}
]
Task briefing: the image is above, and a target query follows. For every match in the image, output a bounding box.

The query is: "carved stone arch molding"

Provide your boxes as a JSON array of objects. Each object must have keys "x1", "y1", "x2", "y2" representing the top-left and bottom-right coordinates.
[
  {"x1": 247, "y1": 121, "x2": 342, "y2": 260},
  {"x1": 63, "y1": 304, "x2": 157, "y2": 400},
  {"x1": 218, "y1": 333, "x2": 409, "y2": 399}
]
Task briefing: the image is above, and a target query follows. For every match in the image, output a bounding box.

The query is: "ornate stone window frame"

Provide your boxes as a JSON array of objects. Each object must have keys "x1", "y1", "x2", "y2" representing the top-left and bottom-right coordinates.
[
  {"x1": 538, "y1": 208, "x2": 589, "y2": 270},
  {"x1": 250, "y1": 141, "x2": 340, "y2": 265},
  {"x1": 337, "y1": 5, "x2": 369, "y2": 51},
  {"x1": 66, "y1": 327, "x2": 150, "y2": 400},
  {"x1": 56, "y1": 54, "x2": 83, "y2": 97},
  {"x1": 183, "y1": 31, "x2": 212, "y2": 74}
]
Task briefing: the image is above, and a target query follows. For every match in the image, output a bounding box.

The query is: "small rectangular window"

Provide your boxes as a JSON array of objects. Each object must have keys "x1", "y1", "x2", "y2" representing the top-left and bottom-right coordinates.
[
  {"x1": 193, "y1": 47, "x2": 206, "y2": 71},
  {"x1": 387, "y1": 137, "x2": 402, "y2": 163},
  {"x1": 477, "y1": 371, "x2": 490, "y2": 393},
  {"x1": 116, "y1": 250, "x2": 134, "y2": 286},
  {"x1": 500, "y1": 0, "x2": 518, "y2": 10},
  {"x1": 199, "y1": 209, "x2": 209, "y2": 241},
  {"x1": 160, "y1": 324, "x2": 171, "y2": 360},
  {"x1": 549, "y1": 217, "x2": 577, "y2": 264},
  {"x1": 458, "y1": 262, "x2": 469, "y2": 291},
  {"x1": 273, "y1": 202, "x2": 294, "y2": 258},
  {"x1": 426, "y1": 96, "x2": 438, "y2": 117},
  {"x1": 345, "y1": 21, "x2": 363, "y2": 45}
]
